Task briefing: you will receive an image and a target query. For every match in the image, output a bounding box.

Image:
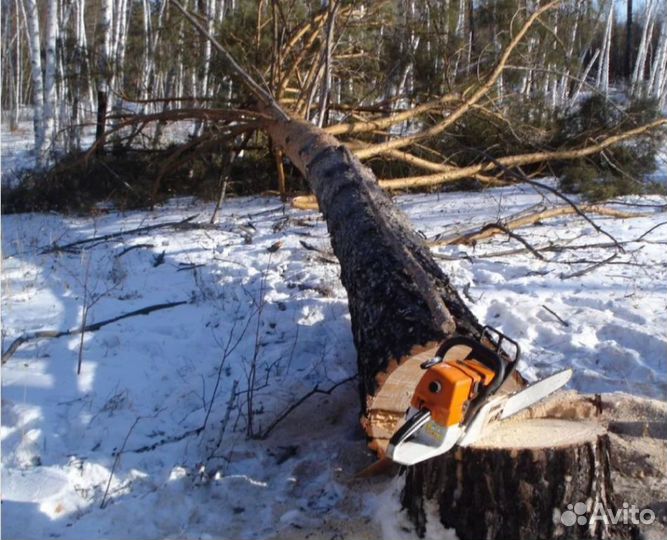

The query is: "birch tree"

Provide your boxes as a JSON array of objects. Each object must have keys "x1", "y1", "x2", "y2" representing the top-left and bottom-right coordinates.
[
  {"x1": 95, "y1": 0, "x2": 113, "y2": 147},
  {"x1": 24, "y1": 0, "x2": 46, "y2": 165},
  {"x1": 648, "y1": 11, "x2": 667, "y2": 106},
  {"x1": 631, "y1": 0, "x2": 657, "y2": 97},
  {"x1": 596, "y1": 2, "x2": 614, "y2": 97},
  {"x1": 43, "y1": 0, "x2": 58, "y2": 146}
]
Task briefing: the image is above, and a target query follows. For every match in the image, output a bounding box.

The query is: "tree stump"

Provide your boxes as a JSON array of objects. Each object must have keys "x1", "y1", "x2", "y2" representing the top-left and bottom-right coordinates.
[{"x1": 396, "y1": 392, "x2": 666, "y2": 540}]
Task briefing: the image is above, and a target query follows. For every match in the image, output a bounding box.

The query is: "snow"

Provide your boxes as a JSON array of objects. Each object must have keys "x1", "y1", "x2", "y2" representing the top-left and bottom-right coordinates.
[{"x1": 3, "y1": 125, "x2": 667, "y2": 538}]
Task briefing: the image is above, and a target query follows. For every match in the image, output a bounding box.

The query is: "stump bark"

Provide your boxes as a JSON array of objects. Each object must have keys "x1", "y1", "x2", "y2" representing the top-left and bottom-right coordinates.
[{"x1": 398, "y1": 393, "x2": 659, "y2": 540}]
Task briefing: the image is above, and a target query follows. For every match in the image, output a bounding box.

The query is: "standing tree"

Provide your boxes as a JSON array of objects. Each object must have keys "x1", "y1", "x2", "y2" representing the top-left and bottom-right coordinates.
[
  {"x1": 24, "y1": 0, "x2": 46, "y2": 166},
  {"x1": 626, "y1": 0, "x2": 633, "y2": 79}
]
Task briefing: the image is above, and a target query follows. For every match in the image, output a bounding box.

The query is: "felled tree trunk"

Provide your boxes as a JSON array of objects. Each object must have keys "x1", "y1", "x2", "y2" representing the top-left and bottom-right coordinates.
[{"x1": 264, "y1": 116, "x2": 484, "y2": 407}]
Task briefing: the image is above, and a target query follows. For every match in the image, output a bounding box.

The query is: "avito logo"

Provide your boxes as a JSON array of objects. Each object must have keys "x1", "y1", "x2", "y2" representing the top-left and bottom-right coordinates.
[{"x1": 559, "y1": 501, "x2": 655, "y2": 526}]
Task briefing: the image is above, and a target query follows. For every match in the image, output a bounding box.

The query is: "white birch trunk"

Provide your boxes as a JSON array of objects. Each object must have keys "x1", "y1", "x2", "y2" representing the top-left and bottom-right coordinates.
[
  {"x1": 317, "y1": 2, "x2": 338, "y2": 128},
  {"x1": 520, "y1": 37, "x2": 536, "y2": 97},
  {"x1": 596, "y1": 3, "x2": 614, "y2": 97},
  {"x1": 442, "y1": 0, "x2": 449, "y2": 46},
  {"x1": 201, "y1": 0, "x2": 217, "y2": 99},
  {"x1": 77, "y1": 0, "x2": 94, "y2": 112},
  {"x1": 455, "y1": 0, "x2": 465, "y2": 38},
  {"x1": 558, "y1": 0, "x2": 583, "y2": 106},
  {"x1": 95, "y1": 0, "x2": 113, "y2": 146},
  {"x1": 648, "y1": 13, "x2": 667, "y2": 99},
  {"x1": 569, "y1": 49, "x2": 600, "y2": 108},
  {"x1": 43, "y1": 0, "x2": 58, "y2": 147},
  {"x1": 98, "y1": 0, "x2": 112, "y2": 93},
  {"x1": 631, "y1": 0, "x2": 657, "y2": 97},
  {"x1": 24, "y1": 0, "x2": 46, "y2": 165},
  {"x1": 114, "y1": 0, "x2": 130, "y2": 99},
  {"x1": 10, "y1": 0, "x2": 22, "y2": 129}
]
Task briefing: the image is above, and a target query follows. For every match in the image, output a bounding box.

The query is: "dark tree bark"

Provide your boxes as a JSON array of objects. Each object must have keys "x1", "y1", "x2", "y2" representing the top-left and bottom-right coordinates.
[
  {"x1": 626, "y1": 0, "x2": 633, "y2": 79},
  {"x1": 264, "y1": 116, "x2": 637, "y2": 540},
  {"x1": 264, "y1": 116, "x2": 483, "y2": 406},
  {"x1": 95, "y1": 89, "x2": 108, "y2": 154}
]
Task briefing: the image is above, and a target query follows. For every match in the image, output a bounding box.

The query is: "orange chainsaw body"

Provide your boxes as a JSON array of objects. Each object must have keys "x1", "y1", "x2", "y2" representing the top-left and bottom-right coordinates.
[{"x1": 410, "y1": 359, "x2": 496, "y2": 427}]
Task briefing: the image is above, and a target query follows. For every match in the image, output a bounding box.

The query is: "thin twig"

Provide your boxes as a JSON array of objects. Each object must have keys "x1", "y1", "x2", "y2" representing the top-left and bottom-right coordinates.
[
  {"x1": 559, "y1": 253, "x2": 618, "y2": 280},
  {"x1": 636, "y1": 221, "x2": 667, "y2": 241},
  {"x1": 541, "y1": 305, "x2": 570, "y2": 327},
  {"x1": 122, "y1": 426, "x2": 202, "y2": 455},
  {"x1": 256, "y1": 374, "x2": 356, "y2": 440},
  {"x1": 476, "y1": 223, "x2": 545, "y2": 260},
  {"x1": 100, "y1": 417, "x2": 141, "y2": 509},
  {"x1": 115, "y1": 243, "x2": 155, "y2": 257},
  {"x1": 209, "y1": 379, "x2": 240, "y2": 457},
  {"x1": 476, "y1": 149, "x2": 625, "y2": 252}
]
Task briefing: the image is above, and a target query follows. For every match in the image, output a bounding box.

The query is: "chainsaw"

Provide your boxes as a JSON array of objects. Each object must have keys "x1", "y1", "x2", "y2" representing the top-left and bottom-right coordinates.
[{"x1": 386, "y1": 325, "x2": 572, "y2": 466}]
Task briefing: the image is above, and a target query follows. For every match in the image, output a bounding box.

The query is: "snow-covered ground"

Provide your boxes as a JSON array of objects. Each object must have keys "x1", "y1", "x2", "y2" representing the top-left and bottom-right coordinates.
[{"x1": 2, "y1": 121, "x2": 667, "y2": 539}]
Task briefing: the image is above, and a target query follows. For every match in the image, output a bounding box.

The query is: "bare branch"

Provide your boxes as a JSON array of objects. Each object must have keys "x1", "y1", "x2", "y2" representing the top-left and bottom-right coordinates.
[
  {"x1": 256, "y1": 375, "x2": 356, "y2": 440},
  {"x1": 2, "y1": 301, "x2": 187, "y2": 363}
]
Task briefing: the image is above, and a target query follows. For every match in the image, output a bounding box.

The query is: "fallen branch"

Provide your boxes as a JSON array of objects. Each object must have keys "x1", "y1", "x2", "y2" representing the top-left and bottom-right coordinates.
[
  {"x1": 324, "y1": 95, "x2": 460, "y2": 136},
  {"x1": 559, "y1": 252, "x2": 619, "y2": 279},
  {"x1": 291, "y1": 195, "x2": 320, "y2": 210},
  {"x1": 429, "y1": 205, "x2": 644, "y2": 246},
  {"x1": 541, "y1": 305, "x2": 570, "y2": 327},
  {"x1": 471, "y1": 223, "x2": 546, "y2": 259},
  {"x1": 115, "y1": 243, "x2": 155, "y2": 257},
  {"x1": 1, "y1": 301, "x2": 187, "y2": 363},
  {"x1": 41, "y1": 216, "x2": 198, "y2": 254},
  {"x1": 121, "y1": 425, "x2": 202, "y2": 455},
  {"x1": 378, "y1": 118, "x2": 667, "y2": 190},
  {"x1": 101, "y1": 417, "x2": 141, "y2": 509}
]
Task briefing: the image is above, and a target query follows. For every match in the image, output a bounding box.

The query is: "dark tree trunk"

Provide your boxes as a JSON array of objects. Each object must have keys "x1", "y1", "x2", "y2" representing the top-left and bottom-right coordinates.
[
  {"x1": 95, "y1": 89, "x2": 108, "y2": 154},
  {"x1": 265, "y1": 116, "x2": 637, "y2": 540},
  {"x1": 626, "y1": 0, "x2": 633, "y2": 79},
  {"x1": 264, "y1": 116, "x2": 483, "y2": 407}
]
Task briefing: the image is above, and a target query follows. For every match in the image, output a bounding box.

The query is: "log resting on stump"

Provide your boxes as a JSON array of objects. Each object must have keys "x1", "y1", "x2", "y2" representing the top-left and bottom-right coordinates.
[
  {"x1": 128, "y1": 10, "x2": 666, "y2": 540},
  {"x1": 264, "y1": 116, "x2": 663, "y2": 540}
]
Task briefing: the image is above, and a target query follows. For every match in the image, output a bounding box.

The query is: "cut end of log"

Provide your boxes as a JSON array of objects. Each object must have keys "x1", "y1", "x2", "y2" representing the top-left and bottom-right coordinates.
[
  {"x1": 362, "y1": 343, "x2": 439, "y2": 456},
  {"x1": 362, "y1": 341, "x2": 526, "y2": 456}
]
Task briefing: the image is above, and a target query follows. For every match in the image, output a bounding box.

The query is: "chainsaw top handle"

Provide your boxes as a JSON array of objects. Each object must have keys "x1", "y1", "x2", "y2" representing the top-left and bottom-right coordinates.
[
  {"x1": 481, "y1": 325, "x2": 521, "y2": 365},
  {"x1": 429, "y1": 325, "x2": 521, "y2": 396},
  {"x1": 432, "y1": 335, "x2": 506, "y2": 395}
]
